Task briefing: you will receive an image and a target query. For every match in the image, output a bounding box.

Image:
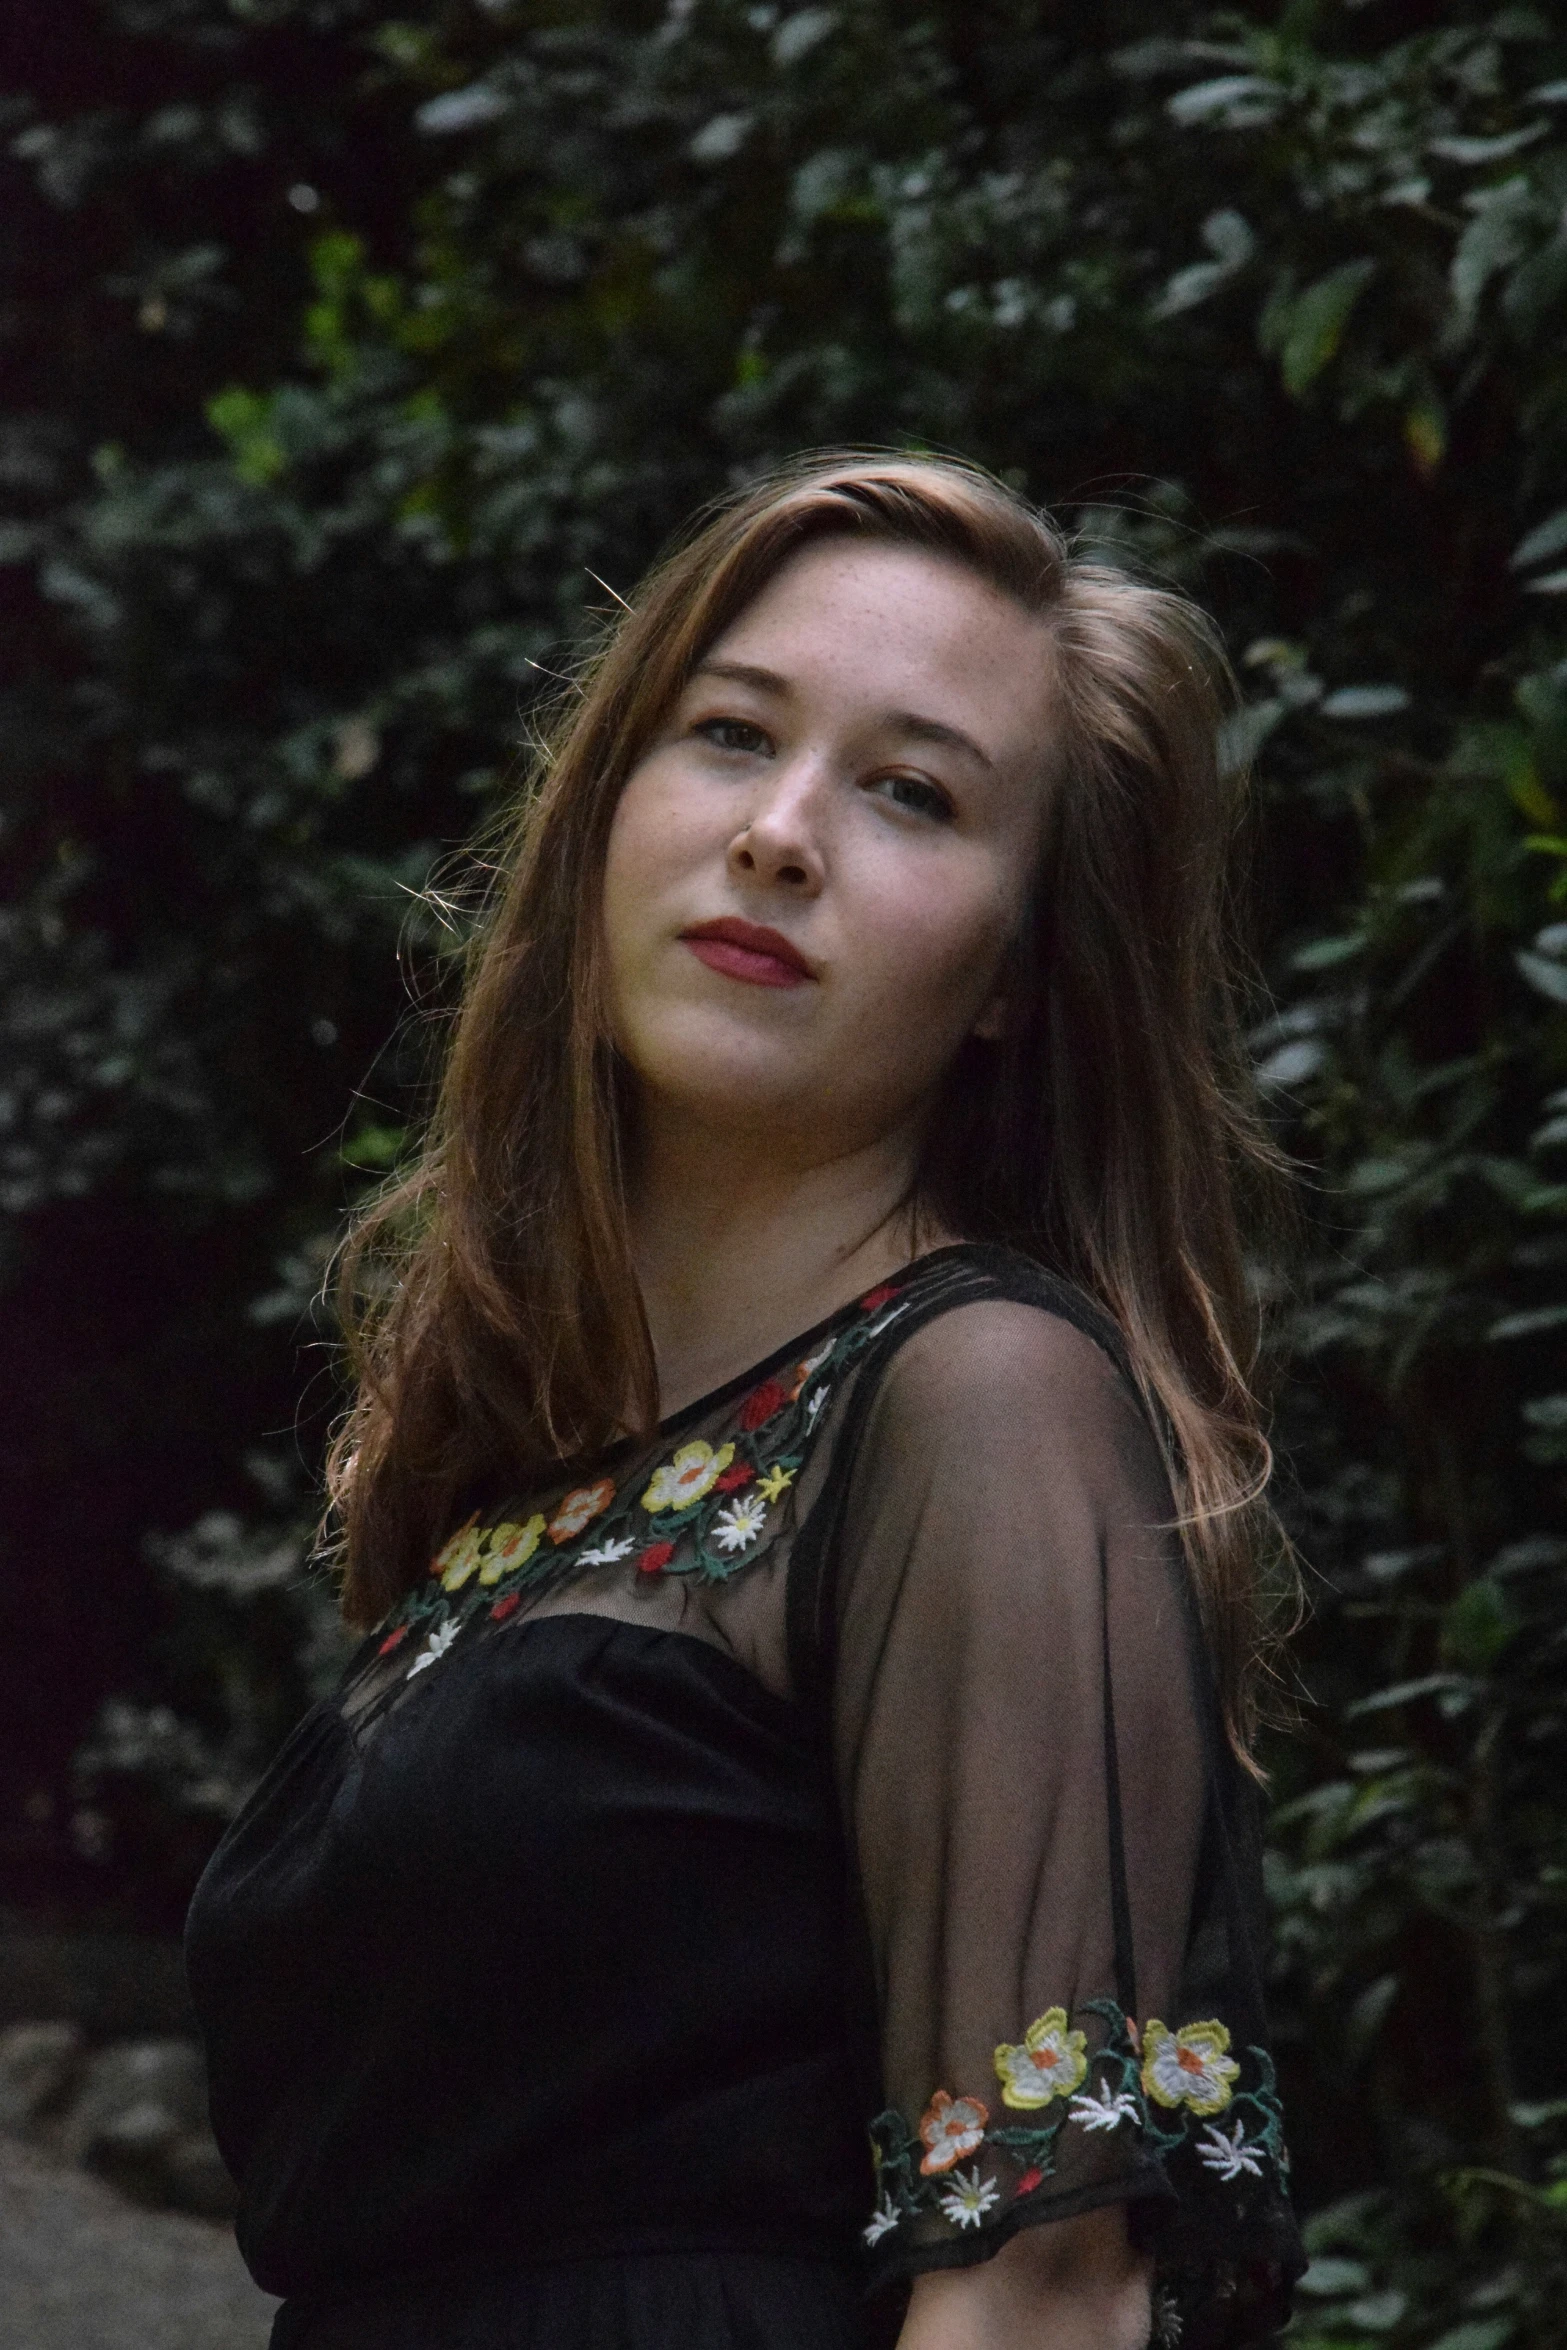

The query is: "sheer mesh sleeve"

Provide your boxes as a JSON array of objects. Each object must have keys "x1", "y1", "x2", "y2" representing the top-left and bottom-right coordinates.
[{"x1": 805, "y1": 1285, "x2": 1302, "y2": 2347}]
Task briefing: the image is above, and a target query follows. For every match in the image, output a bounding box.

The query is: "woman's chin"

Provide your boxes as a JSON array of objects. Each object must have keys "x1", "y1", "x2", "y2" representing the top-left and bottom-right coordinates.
[{"x1": 626, "y1": 1055, "x2": 879, "y2": 1157}]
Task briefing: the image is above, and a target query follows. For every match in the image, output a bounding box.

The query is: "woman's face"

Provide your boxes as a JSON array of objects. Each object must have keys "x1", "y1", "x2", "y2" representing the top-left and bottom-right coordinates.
[{"x1": 602, "y1": 537, "x2": 1058, "y2": 1160}]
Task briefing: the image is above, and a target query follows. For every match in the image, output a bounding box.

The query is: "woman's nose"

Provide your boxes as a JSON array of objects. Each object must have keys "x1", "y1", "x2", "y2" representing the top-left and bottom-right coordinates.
[{"x1": 725, "y1": 762, "x2": 827, "y2": 893}]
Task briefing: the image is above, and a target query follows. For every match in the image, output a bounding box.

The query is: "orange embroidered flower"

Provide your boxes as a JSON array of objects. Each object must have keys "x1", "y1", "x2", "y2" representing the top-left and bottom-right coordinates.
[
  {"x1": 918, "y1": 2091, "x2": 989, "y2": 2175},
  {"x1": 639, "y1": 1541, "x2": 676, "y2": 1576},
  {"x1": 548, "y1": 1479, "x2": 615, "y2": 1544}
]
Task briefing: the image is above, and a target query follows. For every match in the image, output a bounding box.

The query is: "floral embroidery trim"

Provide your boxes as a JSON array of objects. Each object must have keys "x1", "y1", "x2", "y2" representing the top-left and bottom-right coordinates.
[
  {"x1": 431, "y1": 1515, "x2": 482, "y2": 1590},
  {"x1": 1141, "y1": 2018, "x2": 1240, "y2": 2116},
  {"x1": 712, "y1": 1494, "x2": 768, "y2": 1553},
  {"x1": 1195, "y1": 2118, "x2": 1266, "y2": 2180},
  {"x1": 377, "y1": 1267, "x2": 921, "y2": 1672},
  {"x1": 478, "y1": 1516, "x2": 546, "y2": 1587},
  {"x1": 580, "y1": 1534, "x2": 636, "y2": 1567},
  {"x1": 866, "y1": 1997, "x2": 1289, "y2": 2256},
  {"x1": 548, "y1": 1479, "x2": 614, "y2": 1543},
  {"x1": 407, "y1": 1620, "x2": 460, "y2": 1677},
  {"x1": 994, "y1": 2005, "x2": 1088, "y2": 2110},
  {"x1": 641, "y1": 1440, "x2": 735, "y2": 1514},
  {"x1": 936, "y1": 2165, "x2": 1000, "y2": 2229},
  {"x1": 918, "y1": 2090, "x2": 989, "y2": 2174}
]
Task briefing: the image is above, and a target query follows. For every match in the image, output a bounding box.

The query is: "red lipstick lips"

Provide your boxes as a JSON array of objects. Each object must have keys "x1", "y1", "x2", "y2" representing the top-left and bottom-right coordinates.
[{"x1": 680, "y1": 917, "x2": 816, "y2": 989}]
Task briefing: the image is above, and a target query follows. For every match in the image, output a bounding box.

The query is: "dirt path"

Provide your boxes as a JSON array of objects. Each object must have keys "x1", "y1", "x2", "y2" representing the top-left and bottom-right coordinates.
[{"x1": 0, "y1": 2137, "x2": 279, "y2": 2350}]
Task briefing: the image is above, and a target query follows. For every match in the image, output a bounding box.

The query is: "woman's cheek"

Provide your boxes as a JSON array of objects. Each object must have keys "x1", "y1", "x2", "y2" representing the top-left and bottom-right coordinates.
[{"x1": 860, "y1": 879, "x2": 1012, "y2": 1042}]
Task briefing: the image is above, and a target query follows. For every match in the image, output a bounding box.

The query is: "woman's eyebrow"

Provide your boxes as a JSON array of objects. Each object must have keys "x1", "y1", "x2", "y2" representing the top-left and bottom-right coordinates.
[
  {"x1": 690, "y1": 659, "x2": 994, "y2": 772},
  {"x1": 691, "y1": 658, "x2": 791, "y2": 696},
  {"x1": 889, "y1": 709, "x2": 995, "y2": 772}
]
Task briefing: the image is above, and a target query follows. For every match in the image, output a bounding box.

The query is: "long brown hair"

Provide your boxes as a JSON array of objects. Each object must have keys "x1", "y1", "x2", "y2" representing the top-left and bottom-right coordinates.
[{"x1": 327, "y1": 452, "x2": 1295, "y2": 1762}]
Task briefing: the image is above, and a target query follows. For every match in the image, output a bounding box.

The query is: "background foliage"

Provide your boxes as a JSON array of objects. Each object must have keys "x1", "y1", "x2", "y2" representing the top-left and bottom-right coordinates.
[{"x1": 4, "y1": 0, "x2": 1567, "y2": 2340}]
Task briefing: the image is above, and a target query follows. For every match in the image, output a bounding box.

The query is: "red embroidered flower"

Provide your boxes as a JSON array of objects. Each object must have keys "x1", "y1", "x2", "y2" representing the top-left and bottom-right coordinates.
[
  {"x1": 639, "y1": 1541, "x2": 676, "y2": 1576},
  {"x1": 738, "y1": 1378, "x2": 789, "y2": 1432},
  {"x1": 715, "y1": 1462, "x2": 755, "y2": 1491},
  {"x1": 378, "y1": 1626, "x2": 408, "y2": 1656},
  {"x1": 1016, "y1": 2168, "x2": 1044, "y2": 2197},
  {"x1": 490, "y1": 1593, "x2": 522, "y2": 1622},
  {"x1": 859, "y1": 1283, "x2": 900, "y2": 1312}
]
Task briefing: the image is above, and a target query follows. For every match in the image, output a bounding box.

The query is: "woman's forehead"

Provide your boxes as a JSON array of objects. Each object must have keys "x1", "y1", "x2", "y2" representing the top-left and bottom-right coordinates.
[{"x1": 699, "y1": 539, "x2": 1056, "y2": 759}]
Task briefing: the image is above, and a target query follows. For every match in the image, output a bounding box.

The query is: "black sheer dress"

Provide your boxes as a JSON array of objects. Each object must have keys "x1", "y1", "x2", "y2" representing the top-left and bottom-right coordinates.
[{"x1": 184, "y1": 1244, "x2": 1304, "y2": 2350}]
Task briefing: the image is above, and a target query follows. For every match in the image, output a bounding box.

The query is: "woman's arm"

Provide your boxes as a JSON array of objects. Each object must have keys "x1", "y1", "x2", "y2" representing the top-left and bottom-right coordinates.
[
  {"x1": 829, "y1": 1293, "x2": 1298, "y2": 2345},
  {"x1": 897, "y1": 2205, "x2": 1151, "y2": 2350}
]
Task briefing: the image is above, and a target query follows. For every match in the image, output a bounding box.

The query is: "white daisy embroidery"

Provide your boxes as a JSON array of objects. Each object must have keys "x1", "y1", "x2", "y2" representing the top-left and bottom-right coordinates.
[
  {"x1": 936, "y1": 2165, "x2": 1000, "y2": 2230},
  {"x1": 805, "y1": 1386, "x2": 829, "y2": 1427},
  {"x1": 408, "y1": 1619, "x2": 460, "y2": 1676},
  {"x1": 1152, "y1": 2286, "x2": 1184, "y2": 2346},
  {"x1": 1195, "y1": 2118, "x2": 1265, "y2": 2181},
  {"x1": 712, "y1": 1495, "x2": 768, "y2": 1554},
  {"x1": 578, "y1": 1535, "x2": 636, "y2": 1567},
  {"x1": 862, "y1": 2194, "x2": 900, "y2": 2247},
  {"x1": 1067, "y1": 2081, "x2": 1140, "y2": 2133}
]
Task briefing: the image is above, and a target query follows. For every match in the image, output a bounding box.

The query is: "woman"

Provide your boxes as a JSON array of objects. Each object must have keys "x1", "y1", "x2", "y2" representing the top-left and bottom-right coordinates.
[{"x1": 185, "y1": 453, "x2": 1305, "y2": 2350}]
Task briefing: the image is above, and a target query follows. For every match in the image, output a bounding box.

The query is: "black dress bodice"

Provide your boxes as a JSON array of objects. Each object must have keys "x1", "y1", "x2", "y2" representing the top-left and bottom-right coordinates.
[
  {"x1": 188, "y1": 1618, "x2": 872, "y2": 2318},
  {"x1": 185, "y1": 1246, "x2": 1304, "y2": 2350}
]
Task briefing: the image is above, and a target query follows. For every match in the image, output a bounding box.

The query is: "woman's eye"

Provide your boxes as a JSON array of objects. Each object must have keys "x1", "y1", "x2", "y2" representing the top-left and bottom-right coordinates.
[
  {"x1": 694, "y1": 716, "x2": 771, "y2": 756},
  {"x1": 870, "y1": 772, "x2": 955, "y2": 823}
]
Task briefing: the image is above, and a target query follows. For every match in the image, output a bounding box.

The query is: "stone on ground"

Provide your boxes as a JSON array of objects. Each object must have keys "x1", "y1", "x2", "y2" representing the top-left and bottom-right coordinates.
[{"x1": 0, "y1": 2136, "x2": 278, "y2": 2350}]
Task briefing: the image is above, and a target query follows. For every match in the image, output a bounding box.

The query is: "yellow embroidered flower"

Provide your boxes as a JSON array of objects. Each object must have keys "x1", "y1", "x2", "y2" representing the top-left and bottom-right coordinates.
[
  {"x1": 433, "y1": 1516, "x2": 484, "y2": 1591},
  {"x1": 477, "y1": 1515, "x2": 547, "y2": 1586},
  {"x1": 547, "y1": 1479, "x2": 615, "y2": 1544},
  {"x1": 1141, "y1": 2019, "x2": 1239, "y2": 2116},
  {"x1": 756, "y1": 1463, "x2": 795, "y2": 1504},
  {"x1": 917, "y1": 2091, "x2": 989, "y2": 2176},
  {"x1": 994, "y1": 2007, "x2": 1089, "y2": 2110},
  {"x1": 640, "y1": 1441, "x2": 735, "y2": 1514}
]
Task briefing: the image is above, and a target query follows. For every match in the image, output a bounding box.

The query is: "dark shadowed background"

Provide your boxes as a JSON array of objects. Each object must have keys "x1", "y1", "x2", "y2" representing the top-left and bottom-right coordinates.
[{"x1": 3, "y1": 3, "x2": 1566, "y2": 2341}]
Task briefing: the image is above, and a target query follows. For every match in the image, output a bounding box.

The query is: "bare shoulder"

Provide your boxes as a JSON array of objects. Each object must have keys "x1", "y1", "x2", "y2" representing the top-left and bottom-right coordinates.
[{"x1": 872, "y1": 1289, "x2": 1141, "y2": 1445}]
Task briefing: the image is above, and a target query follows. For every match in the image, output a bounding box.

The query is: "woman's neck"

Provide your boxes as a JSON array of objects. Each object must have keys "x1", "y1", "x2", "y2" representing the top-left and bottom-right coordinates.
[{"x1": 627, "y1": 1105, "x2": 952, "y2": 1418}]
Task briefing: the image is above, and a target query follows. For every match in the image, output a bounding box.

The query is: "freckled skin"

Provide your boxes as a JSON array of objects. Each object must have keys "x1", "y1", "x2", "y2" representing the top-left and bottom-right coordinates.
[{"x1": 601, "y1": 540, "x2": 1059, "y2": 1162}]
